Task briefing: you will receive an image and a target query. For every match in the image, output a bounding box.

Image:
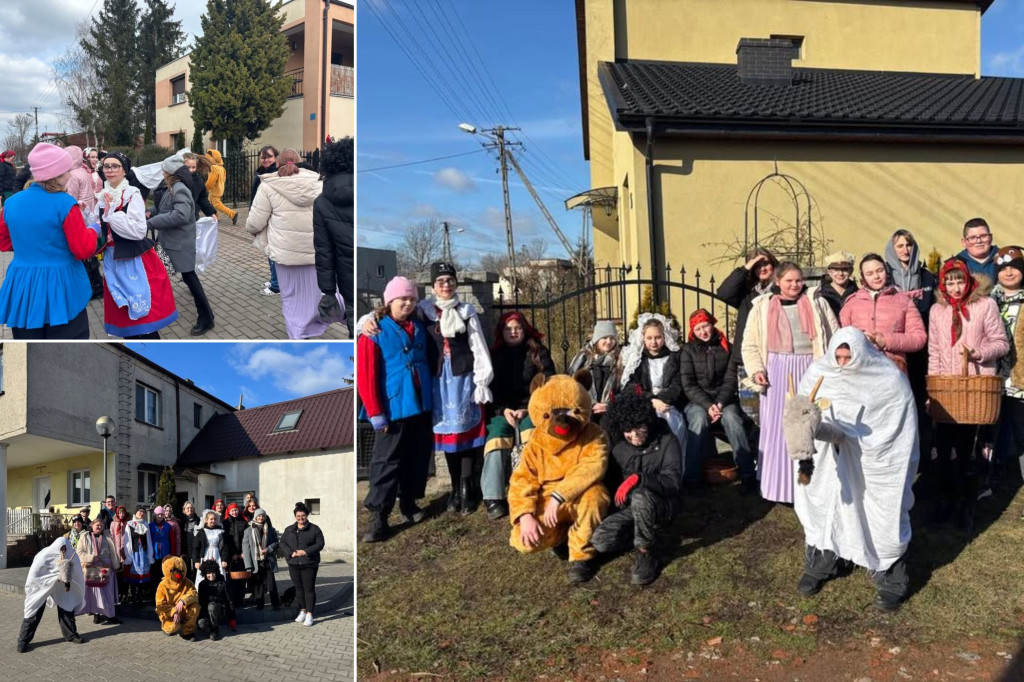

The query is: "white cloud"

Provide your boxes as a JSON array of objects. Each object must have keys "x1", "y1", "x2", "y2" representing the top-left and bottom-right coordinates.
[
  {"x1": 989, "y1": 45, "x2": 1024, "y2": 76},
  {"x1": 434, "y1": 166, "x2": 476, "y2": 193},
  {"x1": 233, "y1": 346, "x2": 351, "y2": 396}
]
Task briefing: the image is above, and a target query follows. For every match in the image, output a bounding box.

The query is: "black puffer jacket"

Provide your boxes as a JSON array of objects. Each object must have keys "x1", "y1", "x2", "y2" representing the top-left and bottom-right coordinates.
[
  {"x1": 679, "y1": 331, "x2": 738, "y2": 409},
  {"x1": 817, "y1": 281, "x2": 858, "y2": 319},
  {"x1": 198, "y1": 575, "x2": 232, "y2": 611},
  {"x1": 313, "y1": 172, "x2": 353, "y2": 309},
  {"x1": 222, "y1": 514, "x2": 248, "y2": 559},
  {"x1": 490, "y1": 343, "x2": 555, "y2": 413},
  {"x1": 13, "y1": 163, "x2": 31, "y2": 193},
  {"x1": 280, "y1": 522, "x2": 325, "y2": 567},
  {"x1": 620, "y1": 347, "x2": 684, "y2": 407},
  {"x1": 717, "y1": 266, "x2": 775, "y2": 363},
  {"x1": 0, "y1": 160, "x2": 15, "y2": 194},
  {"x1": 250, "y1": 163, "x2": 278, "y2": 206},
  {"x1": 606, "y1": 427, "x2": 681, "y2": 502}
]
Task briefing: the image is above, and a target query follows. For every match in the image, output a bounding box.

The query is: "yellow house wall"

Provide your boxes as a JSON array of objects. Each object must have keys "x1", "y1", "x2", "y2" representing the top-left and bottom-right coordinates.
[
  {"x1": 594, "y1": 139, "x2": 1024, "y2": 316},
  {"x1": 328, "y1": 95, "x2": 354, "y2": 139},
  {"x1": 252, "y1": 98, "x2": 305, "y2": 152},
  {"x1": 0, "y1": 343, "x2": 29, "y2": 440},
  {"x1": 8, "y1": 452, "x2": 108, "y2": 515},
  {"x1": 612, "y1": 0, "x2": 979, "y2": 75}
]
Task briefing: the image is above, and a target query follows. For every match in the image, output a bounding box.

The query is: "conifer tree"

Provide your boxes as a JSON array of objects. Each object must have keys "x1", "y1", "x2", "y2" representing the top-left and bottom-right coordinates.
[
  {"x1": 82, "y1": 0, "x2": 142, "y2": 146},
  {"x1": 156, "y1": 467, "x2": 176, "y2": 515},
  {"x1": 188, "y1": 0, "x2": 291, "y2": 155},
  {"x1": 138, "y1": 0, "x2": 187, "y2": 144},
  {"x1": 191, "y1": 126, "x2": 205, "y2": 154}
]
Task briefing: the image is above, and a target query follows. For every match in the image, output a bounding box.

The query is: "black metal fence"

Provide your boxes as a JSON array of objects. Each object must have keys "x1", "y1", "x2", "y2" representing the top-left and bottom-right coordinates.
[{"x1": 222, "y1": 147, "x2": 321, "y2": 207}]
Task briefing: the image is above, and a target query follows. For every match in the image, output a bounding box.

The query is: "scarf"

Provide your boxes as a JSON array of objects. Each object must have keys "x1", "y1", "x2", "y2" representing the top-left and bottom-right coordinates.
[
  {"x1": 938, "y1": 259, "x2": 977, "y2": 346},
  {"x1": 434, "y1": 296, "x2": 466, "y2": 338},
  {"x1": 766, "y1": 293, "x2": 816, "y2": 353}
]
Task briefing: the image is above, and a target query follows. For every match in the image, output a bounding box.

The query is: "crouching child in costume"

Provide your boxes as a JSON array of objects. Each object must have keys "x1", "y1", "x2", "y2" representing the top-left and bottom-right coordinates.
[
  {"x1": 590, "y1": 392, "x2": 680, "y2": 586},
  {"x1": 18, "y1": 537, "x2": 86, "y2": 652},
  {"x1": 155, "y1": 555, "x2": 200, "y2": 638},
  {"x1": 508, "y1": 374, "x2": 610, "y2": 584},
  {"x1": 197, "y1": 559, "x2": 233, "y2": 640},
  {"x1": 784, "y1": 327, "x2": 918, "y2": 612}
]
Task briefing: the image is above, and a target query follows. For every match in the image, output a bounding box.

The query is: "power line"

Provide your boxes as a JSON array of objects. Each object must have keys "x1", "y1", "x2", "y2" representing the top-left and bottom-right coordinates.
[{"x1": 358, "y1": 149, "x2": 486, "y2": 173}]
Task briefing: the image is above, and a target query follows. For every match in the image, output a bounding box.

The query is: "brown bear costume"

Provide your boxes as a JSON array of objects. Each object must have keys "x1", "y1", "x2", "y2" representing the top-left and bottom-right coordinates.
[
  {"x1": 155, "y1": 555, "x2": 200, "y2": 637},
  {"x1": 508, "y1": 374, "x2": 610, "y2": 582}
]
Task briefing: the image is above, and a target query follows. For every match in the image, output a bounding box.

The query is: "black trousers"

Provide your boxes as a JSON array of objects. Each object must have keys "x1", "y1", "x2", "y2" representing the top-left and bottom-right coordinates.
[
  {"x1": 19, "y1": 604, "x2": 78, "y2": 646},
  {"x1": 200, "y1": 602, "x2": 229, "y2": 634},
  {"x1": 934, "y1": 423, "x2": 991, "y2": 509},
  {"x1": 252, "y1": 564, "x2": 280, "y2": 607},
  {"x1": 11, "y1": 307, "x2": 89, "y2": 340},
  {"x1": 590, "y1": 489, "x2": 674, "y2": 553},
  {"x1": 288, "y1": 565, "x2": 319, "y2": 613},
  {"x1": 180, "y1": 270, "x2": 214, "y2": 328},
  {"x1": 363, "y1": 412, "x2": 433, "y2": 514},
  {"x1": 803, "y1": 545, "x2": 909, "y2": 600}
]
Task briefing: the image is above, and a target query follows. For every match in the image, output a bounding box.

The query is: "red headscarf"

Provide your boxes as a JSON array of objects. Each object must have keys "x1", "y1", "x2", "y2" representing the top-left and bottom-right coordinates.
[
  {"x1": 688, "y1": 308, "x2": 729, "y2": 351},
  {"x1": 492, "y1": 311, "x2": 544, "y2": 350},
  {"x1": 1, "y1": 150, "x2": 14, "y2": 162},
  {"x1": 225, "y1": 502, "x2": 241, "y2": 517},
  {"x1": 938, "y1": 258, "x2": 977, "y2": 346}
]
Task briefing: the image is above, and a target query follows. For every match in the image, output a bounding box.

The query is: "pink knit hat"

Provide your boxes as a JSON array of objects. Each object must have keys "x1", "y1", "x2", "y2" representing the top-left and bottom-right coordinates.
[
  {"x1": 383, "y1": 276, "x2": 418, "y2": 305},
  {"x1": 64, "y1": 146, "x2": 83, "y2": 167},
  {"x1": 28, "y1": 142, "x2": 75, "y2": 181}
]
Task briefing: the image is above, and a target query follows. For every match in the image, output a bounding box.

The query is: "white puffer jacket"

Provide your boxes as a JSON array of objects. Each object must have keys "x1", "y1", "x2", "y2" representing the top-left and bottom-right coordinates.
[{"x1": 246, "y1": 168, "x2": 323, "y2": 266}]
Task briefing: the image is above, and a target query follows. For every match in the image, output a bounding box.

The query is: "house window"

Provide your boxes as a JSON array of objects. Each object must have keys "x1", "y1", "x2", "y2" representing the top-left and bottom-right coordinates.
[
  {"x1": 138, "y1": 471, "x2": 158, "y2": 505},
  {"x1": 304, "y1": 498, "x2": 321, "y2": 515},
  {"x1": 205, "y1": 495, "x2": 215, "y2": 510},
  {"x1": 376, "y1": 264, "x2": 385, "y2": 277},
  {"x1": 194, "y1": 403, "x2": 203, "y2": 429},
  {"x1": 274, "y1": 409, "x2": 303, "y2": 432},
  {"x1": 171, "y1": 75, "x2": 186, "y2": 105},
  {"x1": 136, "y1": 382, "x2": 160, "y2": 426},
  {"x1": 69, "y1": 469, "x2": 91, "y2": 505},
  {"x1": 223, "y1": 492, "x2": 246, "y2": 507}
]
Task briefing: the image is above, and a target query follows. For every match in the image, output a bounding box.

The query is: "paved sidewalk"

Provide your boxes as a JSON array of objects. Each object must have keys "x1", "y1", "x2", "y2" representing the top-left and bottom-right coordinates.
[
  {"x1": 0, "y1": 563, "x2": 354, "y2": 681},
  {"x1": 0, "y1": 208, "x2": 350, "y2": 340}
]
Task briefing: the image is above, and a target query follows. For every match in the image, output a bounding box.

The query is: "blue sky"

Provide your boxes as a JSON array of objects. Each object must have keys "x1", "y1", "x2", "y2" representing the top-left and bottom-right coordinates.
[
  {"x1": 125, "y1": 342, "x2": 355, "y2": 409},
  {"x1": 357, "y1": 0, "x2": 1024, "y2": 267}
]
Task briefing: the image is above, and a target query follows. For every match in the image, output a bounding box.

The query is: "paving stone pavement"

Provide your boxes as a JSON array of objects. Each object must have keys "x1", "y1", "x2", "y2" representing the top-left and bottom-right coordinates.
[
  {"x1": 0, "y1": 565, "x2": 354, "y2": 680},
  {"x1": 0, "y1": 207, "x2": 351, "y2": 341}
]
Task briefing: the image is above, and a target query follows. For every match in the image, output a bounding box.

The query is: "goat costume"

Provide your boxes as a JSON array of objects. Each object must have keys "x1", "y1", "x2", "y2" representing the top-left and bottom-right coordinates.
[
  {"x1": 155, "y1": 555, "x2": 200, "y2": 636},
  {"x1": 19, "y1": 537, "x2": 85, "y2": 650},
  {"x1": 787, "y1": 328, "x2": 918, "y2": 604},
  {"x1": 508, "y1": 375, "x2": 610, "y2": 567}
]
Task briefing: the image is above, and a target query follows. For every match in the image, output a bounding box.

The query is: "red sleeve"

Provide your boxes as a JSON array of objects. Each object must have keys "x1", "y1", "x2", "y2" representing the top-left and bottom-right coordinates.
[
  {"x1": 62, "y1": 205, "x2": 99, "y2": 260},
  {"x1": 357, "y1": 334, "x2": 386, "y2": 419},
  {"x1": 0, "y1": 209, "x2": 11, "y2": 251}
]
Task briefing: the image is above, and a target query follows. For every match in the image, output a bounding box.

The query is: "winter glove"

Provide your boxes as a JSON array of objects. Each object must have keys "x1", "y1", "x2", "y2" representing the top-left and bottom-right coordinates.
[
  {"x1": 318, "y1": 293, "x2": 342, "y2": 324},
  {"x1": 615, "y1": 473, "x2": 640, "y2": 507}
]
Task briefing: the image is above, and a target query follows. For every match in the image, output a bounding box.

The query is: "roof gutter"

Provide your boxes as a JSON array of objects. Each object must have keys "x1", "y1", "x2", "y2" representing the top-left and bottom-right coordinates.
[{"x1": 643, "y1": 117, "x2": 661, "y2": 303}]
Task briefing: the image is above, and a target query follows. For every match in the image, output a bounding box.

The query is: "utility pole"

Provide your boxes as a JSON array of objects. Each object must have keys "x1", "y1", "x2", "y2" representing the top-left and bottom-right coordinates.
[
  {"x1": 442, "y1": 221, "x2": 452, "y2": 263},
  {"x1": 32, "y1": 107, "x2": 39, "y2": 141}
]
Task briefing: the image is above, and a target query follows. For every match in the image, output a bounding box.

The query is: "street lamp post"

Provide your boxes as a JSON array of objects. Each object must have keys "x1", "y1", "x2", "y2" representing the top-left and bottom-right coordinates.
[{"x1": 95, "y1": 416, "x2": 115, "y2": 501}]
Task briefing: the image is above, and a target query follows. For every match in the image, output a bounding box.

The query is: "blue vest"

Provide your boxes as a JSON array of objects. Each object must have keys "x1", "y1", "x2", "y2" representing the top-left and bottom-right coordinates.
[{"x1": 370, "y1": 316, "x2": 433, "y2": 421}]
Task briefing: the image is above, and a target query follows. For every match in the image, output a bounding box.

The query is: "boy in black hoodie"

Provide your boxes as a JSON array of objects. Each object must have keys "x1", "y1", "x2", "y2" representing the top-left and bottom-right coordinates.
[
  {"x1": 591, "y1": 392, "x2": 681, "y2": 586},
  {"x1": 197, "y1": 560, "x2": 233, "y2": 640}
]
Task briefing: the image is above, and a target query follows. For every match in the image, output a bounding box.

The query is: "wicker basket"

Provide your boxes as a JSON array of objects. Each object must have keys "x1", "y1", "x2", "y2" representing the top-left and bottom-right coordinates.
[
  {"x1": 228, "y1": 570, "x2": 252, "y2": 580},
  {"x1": 926, "y1": 347, "x2": 1003, "y2": 425},
  {"x1": 703, "y1": 455, "x2": 739, "y2": 485}
]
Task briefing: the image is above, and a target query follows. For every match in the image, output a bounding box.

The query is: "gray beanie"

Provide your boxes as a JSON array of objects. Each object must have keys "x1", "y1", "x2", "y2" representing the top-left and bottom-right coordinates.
[
  {"x1": 161, "y1": 153, "x2": 185, "y2": 174},
  {"x1": 590, "y1": 320, "x2": 618, "y2": 345},
  {"x1": 253, "y1": 508, "x2": 267, "y2": 520}
]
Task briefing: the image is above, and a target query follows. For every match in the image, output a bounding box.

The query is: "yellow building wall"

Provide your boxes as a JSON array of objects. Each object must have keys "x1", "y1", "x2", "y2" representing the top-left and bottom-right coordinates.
[
  {"x1": 328, "y1": 95, "x2": 354, "y2": 139},
  {"x1": 594, "y1": 139, "x2": 1024, "y2": 317},
  {"x1": 612, "y1": 0, "x2": 979, "y2": 75},
  {"x1": 252, "y1": 98, "x2": 305, "y2": 152},
  {"x1": 7, "y1": 452, "x2": 112, "y2": 516}
]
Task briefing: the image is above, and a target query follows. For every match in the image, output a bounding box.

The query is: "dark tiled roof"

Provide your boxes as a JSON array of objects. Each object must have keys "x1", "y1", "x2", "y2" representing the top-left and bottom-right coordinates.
[
  {"x1": 178, "y1": 388, "x2": 354, "y2": 465},
  {"x1": 599, "y1": 60, "x2": 1024, "y2": 139}
]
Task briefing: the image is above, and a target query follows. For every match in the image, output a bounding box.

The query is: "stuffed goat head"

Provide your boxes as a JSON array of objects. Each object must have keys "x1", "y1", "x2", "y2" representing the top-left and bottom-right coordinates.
[{"x1": 782, "y1": 375, "x2": 829, "y2": 485}]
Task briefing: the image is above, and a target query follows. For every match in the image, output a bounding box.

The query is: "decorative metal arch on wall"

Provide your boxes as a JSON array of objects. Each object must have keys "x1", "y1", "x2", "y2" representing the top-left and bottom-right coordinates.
[{"x1": 744, "y1": 162, "x2": 817, "y2": 265}]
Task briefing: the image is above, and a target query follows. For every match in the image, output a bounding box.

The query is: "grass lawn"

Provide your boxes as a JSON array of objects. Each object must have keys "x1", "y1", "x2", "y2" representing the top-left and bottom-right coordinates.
[{"x1": 357, "y1": 473, "x2": 1024, "y2": 681}]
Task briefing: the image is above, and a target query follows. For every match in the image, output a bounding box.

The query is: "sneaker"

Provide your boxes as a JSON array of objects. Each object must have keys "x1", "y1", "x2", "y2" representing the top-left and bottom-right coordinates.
[
  {"x1": 797, "y1": 573, "x2": 824, "y2": 597},
  {"x1": 568, "y1": 560, "x2": 596, "y2": 584},
  {"x1": 263, "y1": 281, "x2": 271, "y2": 288},
  {"x1": 304, "y1": 613, "x2": 313, "y2": 627},
  {"x1": 260, "y1": 286, "x2": 279, "y2": 296},
  {"x1": 485, "y1": 500, "x2": 509, "y2": 520},
  {"x1": 294, "y1": 610, "x2": 306, "y2": 623},
  {"x1": 631, "y1": 550, "x2": 660, "y2": 586},
  {"x1": 400, "y1": 502, "x2": 426, "y2": 525},
  {"x1": 67, "y1": 635, "x2": 85, "y2": 644},
  {"x1": 231, "y1": 214, "x2": 238, "y2": 226}
]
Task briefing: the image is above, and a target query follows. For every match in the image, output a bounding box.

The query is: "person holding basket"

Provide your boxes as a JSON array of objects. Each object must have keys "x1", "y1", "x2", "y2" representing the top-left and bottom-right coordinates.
[{"x1": 927, "y1": 258, "x2": 1008, "y2": 533}]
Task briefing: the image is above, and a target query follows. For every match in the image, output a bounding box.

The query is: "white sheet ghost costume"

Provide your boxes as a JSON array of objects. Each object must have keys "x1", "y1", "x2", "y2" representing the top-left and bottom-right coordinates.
[
  {"x1": 18, "y1": 537, "x2": 86, "y2": 651},
  {"x1": 790, "y1": 327, "x2": 919, "y2": 610}
]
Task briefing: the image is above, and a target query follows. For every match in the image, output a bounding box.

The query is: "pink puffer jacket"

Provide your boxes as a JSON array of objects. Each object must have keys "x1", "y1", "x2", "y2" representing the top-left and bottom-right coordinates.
[
  {"x1": 839, "y1": 286, "x2": 926, "y2": 360},
  {"x1": 927, "y1": 282, "x2": 1008, "y2": 376}
]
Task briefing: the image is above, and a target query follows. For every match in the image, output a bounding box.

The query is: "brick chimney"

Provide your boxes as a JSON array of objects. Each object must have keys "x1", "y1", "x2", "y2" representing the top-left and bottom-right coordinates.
[{"x1": 736, "y1": 38, "x2": 798, "y2": 86}]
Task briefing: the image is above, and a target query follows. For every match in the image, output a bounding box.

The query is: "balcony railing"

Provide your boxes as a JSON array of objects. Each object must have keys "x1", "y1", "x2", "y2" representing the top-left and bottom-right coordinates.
[
  {"x1": 6, "y1": 508, "x2": 76, "y2": 535},
  {"x1": 286, "y1": 67, "x2": 304, "y2": 98},
  {"x1": 331, "y1": 65, "x2": 354, "y2": 97}
]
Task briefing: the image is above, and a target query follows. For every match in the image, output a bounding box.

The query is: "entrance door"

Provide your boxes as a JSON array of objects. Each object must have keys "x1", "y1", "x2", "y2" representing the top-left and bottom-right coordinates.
[{"x1": 33, "y1": 476, "x2": 51, "y2": 512}]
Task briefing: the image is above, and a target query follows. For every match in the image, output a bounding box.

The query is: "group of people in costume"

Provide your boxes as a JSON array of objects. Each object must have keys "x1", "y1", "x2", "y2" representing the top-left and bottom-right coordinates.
[
  {"x1": 17, "y1": 495, "x2": 326, "y2": 651},
  {"x1": 0, "y1": 138, "x2": 353, "y2": 340},
  {"x1": 359, "y1": 218, "x2": 1024, "y2": 611}
]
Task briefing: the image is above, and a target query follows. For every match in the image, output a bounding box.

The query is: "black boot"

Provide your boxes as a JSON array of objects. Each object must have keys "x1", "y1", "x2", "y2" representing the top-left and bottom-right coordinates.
[
  {"x1": 797, "y1": 573, "x2": 825, "y2": 597},
  {"x1": 568, "y1": 560, "x2": 596, "y2": 584},
  {"x1": 362, "y1": 511, "x2": 389, "y2": 543},
  {"x1": 485, "y1": 500, "x2": 508, "y2": 520},
  {"x1": 446, "y1": 488, "x2": 461, "y2": 513},
  {"x1": 631, "y1": 549, "x2": 659, "y2": 586},
  {"x1": 460, "y1": 478, "x2": 477, "y2": 515}
]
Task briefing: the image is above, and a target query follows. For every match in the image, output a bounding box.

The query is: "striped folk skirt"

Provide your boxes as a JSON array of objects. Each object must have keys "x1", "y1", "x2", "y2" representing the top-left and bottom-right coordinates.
[
  {"x1": 276, "y1": 263, "x2": 346, "y2": 339},
  {"x1": 758, "y1": 352, "x2": 813, "y2": 504}
]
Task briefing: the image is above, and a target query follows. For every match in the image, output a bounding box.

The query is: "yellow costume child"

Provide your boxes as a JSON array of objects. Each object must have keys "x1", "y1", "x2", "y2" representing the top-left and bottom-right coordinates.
[
  {"x1": 508, "y1": 374, "x2": 610, "y2": 583},
  {"x1": 155, "y1": 555, "x2": 200, "y2": 638},
  {"x1": 204, "y1": 150, "x2": 237, "y2": 223}
]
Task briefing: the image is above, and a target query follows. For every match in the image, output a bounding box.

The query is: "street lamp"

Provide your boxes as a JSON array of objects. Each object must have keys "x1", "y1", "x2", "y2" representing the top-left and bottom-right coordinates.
[
  {"x1": 458, "y1": 122, "x2": 477, "y2": 134},
  {"x1": 95, "y1": 416, "x2": 115, "y2": 500}
]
